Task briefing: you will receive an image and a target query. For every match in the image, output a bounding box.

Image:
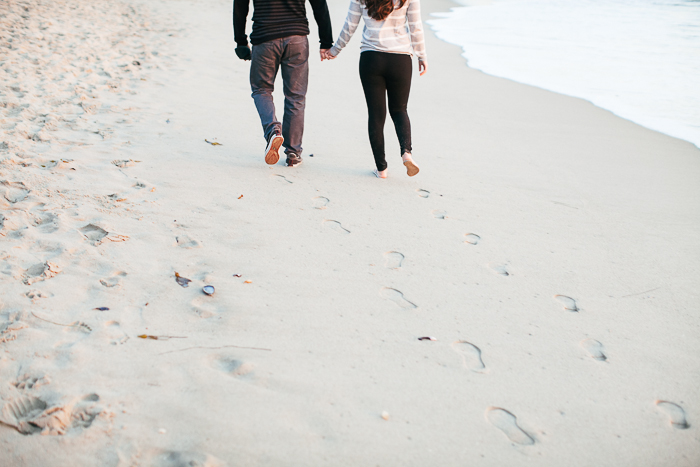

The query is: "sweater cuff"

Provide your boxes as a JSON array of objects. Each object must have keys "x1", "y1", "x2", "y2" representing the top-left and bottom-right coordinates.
[
  {"x1": 329, "y1": 46, "x2": 341, "y2": 57},
  {"x1": 320, "y1": 42, "x2": 333, "y2": 50}
]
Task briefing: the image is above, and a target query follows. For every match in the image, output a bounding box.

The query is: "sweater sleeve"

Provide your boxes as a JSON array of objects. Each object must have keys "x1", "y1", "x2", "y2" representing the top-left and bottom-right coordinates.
[
  {"x1": 329, "y1": 0, "x2": 363, "y2": 57},
  {"x1": 407, "y1": 0, "x2": 427, "y2": 62},
  {"x1": 309, "y1": 0, "x2": 334, "y2": 49},
  {"x1": 233, "y1": 0, "x2": 250, "y2": 47}
]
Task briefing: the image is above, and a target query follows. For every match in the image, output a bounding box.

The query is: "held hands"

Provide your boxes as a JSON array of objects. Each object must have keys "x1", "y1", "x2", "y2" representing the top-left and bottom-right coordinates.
[
  {"x1": 320, "y1": 49, "x2": 336, "y2": 61},
  {"x1": 419, "y1": 59, "x2": 427, "y2": 76},
  {"x1": 235, "y1": 46, "x2": 251, "y2": 61}
]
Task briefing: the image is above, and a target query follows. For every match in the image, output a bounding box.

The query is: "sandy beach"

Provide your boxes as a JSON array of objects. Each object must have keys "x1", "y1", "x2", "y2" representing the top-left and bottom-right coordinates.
[{"x1": 1, "y1": 0, "x2": 699, "y2": 465}]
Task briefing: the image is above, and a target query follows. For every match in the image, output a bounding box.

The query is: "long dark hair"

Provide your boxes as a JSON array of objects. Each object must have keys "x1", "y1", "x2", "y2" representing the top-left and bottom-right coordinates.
[{"x1": 361, "y1": 0, "x2": 406, "y2": 21}]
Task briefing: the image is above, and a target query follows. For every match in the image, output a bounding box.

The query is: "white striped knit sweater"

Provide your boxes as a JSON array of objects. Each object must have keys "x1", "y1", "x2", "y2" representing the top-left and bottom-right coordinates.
[{"x1": 329, "y1": 0, "x2": 427, "y2": 62}]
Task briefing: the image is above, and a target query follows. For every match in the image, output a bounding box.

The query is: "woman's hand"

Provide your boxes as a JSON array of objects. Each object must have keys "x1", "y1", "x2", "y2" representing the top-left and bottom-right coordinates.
[
  {"x1": 419, "y1": 60, "x2": 427, "y2": 76},
  {"x1": 321, "y1": 49, "x2": 337, "y2": 61}
]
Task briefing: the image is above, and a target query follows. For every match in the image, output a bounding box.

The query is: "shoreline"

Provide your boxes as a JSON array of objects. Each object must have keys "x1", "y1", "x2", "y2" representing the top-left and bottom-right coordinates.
[{"x1": 428, "y1": 0, "x2": 700, "y2": 150}]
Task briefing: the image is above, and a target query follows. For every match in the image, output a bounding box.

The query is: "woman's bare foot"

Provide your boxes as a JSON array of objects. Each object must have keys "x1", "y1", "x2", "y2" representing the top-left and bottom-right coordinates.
[
  {"x1": 402, "y1": 153, "x2": 419, "y2": 177},
  {"x1": 374, "y1": 168, "x2": 388, "y2": 179}
]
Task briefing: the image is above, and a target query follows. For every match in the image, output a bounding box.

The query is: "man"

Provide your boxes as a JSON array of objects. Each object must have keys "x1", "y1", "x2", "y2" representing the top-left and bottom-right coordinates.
[{"x1": 233, "y1": 0, "x2": 333, "y2": 167}]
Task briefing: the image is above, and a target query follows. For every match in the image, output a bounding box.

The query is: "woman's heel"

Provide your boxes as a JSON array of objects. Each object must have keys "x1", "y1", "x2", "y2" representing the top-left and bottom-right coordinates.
[{"x1": 402, "y1": 153, "x2": 419, "y2": 177}]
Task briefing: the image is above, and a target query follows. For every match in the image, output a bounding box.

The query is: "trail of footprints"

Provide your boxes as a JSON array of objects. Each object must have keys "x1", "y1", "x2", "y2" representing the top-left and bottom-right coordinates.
[
  {"x1": 0, "y1": 175, "x2": 217, "y2": 438},
  {"x1": 1, "y1": 153, "x2": 690, "y2": 446},
  {"x1": 307, "y1": 190, "x2": 691, "y2": 446},
  {"x1": 0, "y1": 0, "x2": 264, "y2": 445}
]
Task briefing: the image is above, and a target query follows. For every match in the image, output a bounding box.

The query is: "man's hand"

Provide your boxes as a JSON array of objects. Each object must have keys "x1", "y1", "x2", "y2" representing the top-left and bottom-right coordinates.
[
  {"x1": 236, "y1": 46, "x2": 252, "y2": 61},
  {"x1": 320, "y1": 49, "x2": 335, "y2": 61},
  {"x1": 419, "y1": 60, "x2": 427, "y2": 76}
]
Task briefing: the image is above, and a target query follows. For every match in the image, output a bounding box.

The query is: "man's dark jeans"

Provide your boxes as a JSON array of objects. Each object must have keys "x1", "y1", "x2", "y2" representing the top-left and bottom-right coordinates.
[{"x1": 250, "y1": 35, "x2": 309, "y2": 157}]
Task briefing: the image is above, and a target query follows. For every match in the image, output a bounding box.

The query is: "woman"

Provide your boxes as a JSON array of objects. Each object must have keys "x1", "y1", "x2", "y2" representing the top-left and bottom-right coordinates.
[{"x1": 325, "y1": 0, "x2": 427, "y2": 178}]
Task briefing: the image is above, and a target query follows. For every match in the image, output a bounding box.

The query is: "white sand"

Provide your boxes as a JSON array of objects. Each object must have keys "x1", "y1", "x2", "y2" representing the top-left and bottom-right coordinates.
[{"x1": 1, "y1": 0, "x2": 699, "y2": 465}]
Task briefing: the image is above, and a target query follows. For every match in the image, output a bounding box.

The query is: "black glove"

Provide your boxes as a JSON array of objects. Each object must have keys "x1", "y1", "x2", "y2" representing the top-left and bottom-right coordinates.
[{"x1": 235, "y1": 46, "x2": 251, "y2": 61}]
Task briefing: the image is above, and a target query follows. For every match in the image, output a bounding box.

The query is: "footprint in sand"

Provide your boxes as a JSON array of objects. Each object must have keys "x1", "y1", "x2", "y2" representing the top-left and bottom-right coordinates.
[
  {"x1": 79, "y1": 224, "x2": 108, "y2": 244},
  {"x1": 111, "y1": 159, "x2": 136, "y2": 168},
  {"x1": 105, "y1": 321, "x2": 129, "y2": 345},
  {"x1": 488, "y1": 263, "x2": 511, "y2": 276},
  {"x1": 312, "y1": 196, "x2": 329, "y2": 209},
  {"x1": 323, "y1": 220, "x2": 350, "y2": 234},
  {"x1": 580, "y1": 338, "x2": 607, "y2": 361},
  {"x1": 213, "y1": 357, "x2": 255, "y2": 378},
  {"x1": 486, "y1": 407, "x2": 535, "y2": 445},
  {"x1": 380, "y1": 287, "x2": 417, "y2": 309},
  {"x1": 175, "y1": 235, "x2": 202, "y2": 249},
  {"x1": 451, "y1": 341, "x2": 486, "y2": 372},
  {"x1": 432, "y1": 209, "x2": 447, "y2": 219},
  {"x1": 23, "y1": 261, "x2": 61, "y2": 285},
  {"x1": 147, "y1": 450, "x2": 225, "y2": 467},
  {"x1": 273, "y1": 174, "x2": 293, "y2": 184},
  {"x1": 2, "y1": 181, "x2": 30, "y2": 204},
  {"x1": 0, "y1": 316, "x2": 28, "y2": 343},
  {"x1": 656, "y1": 401, "x2": 690, "y2": 429},
  {"x1": 417, "y1": 189, "x2": 430, "y2": 198},
  {"x1": 25, "y1": 289, "x2": 50, "y2": 300},
  {"x1": 554, "y1": 295, "x2": 579, "y2": 312},
  {"x1": 12, "y1": 374, "x2": 50, "y2": 391},
  {"x1": 26, "y1": 393, "x2": 102, "y2": 435},
  {"x1": 71, "y1": 394, "x2": 101, "y2": 430},
  {"x1": 33, "y1": 212, "x2": 59, "y2": 233},
  {"x1": 100, "y1": 271, "x2": 127, "y2": 288},
  {"x1": 0, "y1": 395, "x2": 47, "y2": 434},
  {"x1": 190, "y1": 296, "x2": 222, "y2": 319},
  {"x1": 464, "y1": 233, "x2": 481, "y2": 245},
  {"x1": 384, "y1": 251, "x2": 404, "y2": 269}
]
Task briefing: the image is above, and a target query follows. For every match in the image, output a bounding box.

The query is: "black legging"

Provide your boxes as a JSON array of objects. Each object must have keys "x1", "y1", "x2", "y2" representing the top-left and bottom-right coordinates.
[{"x1": 359, "y1": 51, "x2": 412, "y2": 172}]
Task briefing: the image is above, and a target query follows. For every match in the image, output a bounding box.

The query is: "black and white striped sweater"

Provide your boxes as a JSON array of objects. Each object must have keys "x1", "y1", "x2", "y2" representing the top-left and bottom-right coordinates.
[{"x1": 233, "y1": 0, "x2": 334, "y2": 49}]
